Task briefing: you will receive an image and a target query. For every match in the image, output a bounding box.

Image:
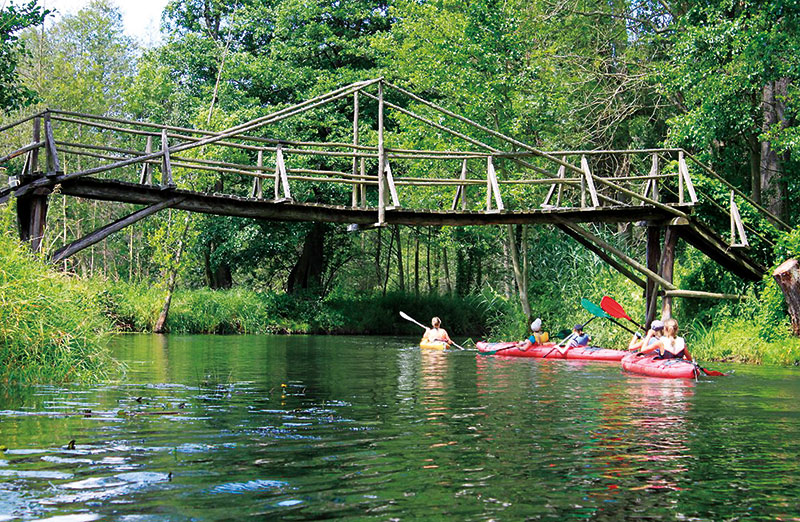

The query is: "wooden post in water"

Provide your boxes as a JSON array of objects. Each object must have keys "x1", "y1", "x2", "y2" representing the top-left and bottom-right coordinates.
[
  {"x1": 660, "y1": 226, "x2": 678, "y2": 319},
  {"x1": 645, "y1": 225, "x2": 662, "y2": 326}
]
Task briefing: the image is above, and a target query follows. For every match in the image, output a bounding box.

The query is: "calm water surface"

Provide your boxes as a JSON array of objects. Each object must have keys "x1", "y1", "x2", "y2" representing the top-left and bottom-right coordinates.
[{"x1": 1, "y1": 335, "x2": 800, "y2": 520}]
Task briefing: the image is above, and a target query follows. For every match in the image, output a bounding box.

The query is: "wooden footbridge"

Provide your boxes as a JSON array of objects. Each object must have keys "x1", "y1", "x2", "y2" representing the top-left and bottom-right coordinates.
[{"x1": 0, "y1": 78, "x2": 787, "y2": 323}]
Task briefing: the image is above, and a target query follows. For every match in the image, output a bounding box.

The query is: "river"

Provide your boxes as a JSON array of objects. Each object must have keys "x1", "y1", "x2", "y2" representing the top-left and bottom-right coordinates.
[{"x1": 1, "y1": 334, "x2": 799, "y2": 520}]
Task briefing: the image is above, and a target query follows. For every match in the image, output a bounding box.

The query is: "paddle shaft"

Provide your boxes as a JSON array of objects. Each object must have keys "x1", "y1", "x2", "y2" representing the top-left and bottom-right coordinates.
[{"x1": 542, "y1": 315, "x2": 597, "y2": 358}]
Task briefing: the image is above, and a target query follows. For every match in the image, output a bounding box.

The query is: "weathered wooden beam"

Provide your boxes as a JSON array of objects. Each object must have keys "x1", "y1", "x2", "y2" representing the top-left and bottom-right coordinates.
[
  {"x1": 378, "y1": 81, "x2": 386, "y2": 224},
  {"x1": 730, "y1": 191, "x2": 748, "y2": 247},
  {"x1": 0, "y1": 141, "x2": 44, "y2": 165},
  {"x1": 16, "y1": 187, "x2": 50, "y2": 252},
  {"x1": 683, "y1": 149, "x2": 789, "y2": 231},
  {"x1": 51, "y1": 198, "x2": 183, "y2": 263},
  {"x1": 160, "y1": 129, "x2": 175, "y2": 188},
  {"x1": 581, "y1": 155, "x2": 600, "y2": 208},
  {"x1": 251, "y1": 150, "x2": 263, "y2": 199},
  {"x1": 384, "y1": 161, "x2": 400, "y2": 208},
  {"x1": 451, "y1": 159, "x2": 468, "y2": 211},
  {"x1": 486, "y1": 157, "x2": 504, "y2": 211},
  {"x1": 645, "y1": 225, "x2": 662, "y2": 326},
  {"x1": 43, "y1": 112, "x2": 60, "y2": 176},
  {"x1": 556, "y1": 223, "x2": 647, "y2": 289},
  {"x1": 54, "y1": 177, "x2": 682, "y2": 227},
  {"x1": 663, "y1": 289, "x2": 744, "y2": 300},
  {"x1": 58, "y1": 79, "x2": 382, "y2": 183},
  {"x1": 660, "y1": 225, "x2": 678, "y2": 318},
  {"x1": 351, "y1": 91, "x2": 360, "y2": 208},
  {"x1": 558, "y1": 220, "x2": 677, "y2": 290},
  {"x1": 139, "y1": 135, "x2": 153, "y2": 185}
]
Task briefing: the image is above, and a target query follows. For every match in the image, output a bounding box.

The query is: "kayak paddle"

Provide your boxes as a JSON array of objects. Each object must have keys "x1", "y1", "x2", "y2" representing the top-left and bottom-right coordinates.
[
  {"x1": 581, "y1": 298, "x2": 638, "y2": 335},
  {"x1": 600, "y1": 296, "x2": 645, "y2": 331},
  {"x1": 399, "y1": 311, "x2": 465, "y2": 350}
]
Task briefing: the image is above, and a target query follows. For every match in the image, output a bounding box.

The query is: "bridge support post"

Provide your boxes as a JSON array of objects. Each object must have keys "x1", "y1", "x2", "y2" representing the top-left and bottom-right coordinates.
[
  {"x1": 16, "y1": 115, "x2": 49, "y2": 253},
  {"x1": 17, "y1": 187, "x2": 50, "y2": 253},
  {"x1": 660, "y1": 226, "x2": 678, "y2": 319},
  {"x1": 645, "y1": 225, "x2": 662, "y2": 327}
]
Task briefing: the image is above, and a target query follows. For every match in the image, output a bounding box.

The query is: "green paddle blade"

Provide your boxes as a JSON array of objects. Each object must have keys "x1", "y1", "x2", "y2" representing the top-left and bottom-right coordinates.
[
  {"x1": 581, "y1": 298, "x2": 609, "y2": 318},
  {"x1": 552, "y1": 328, "x2": 572, "y2": 339}
]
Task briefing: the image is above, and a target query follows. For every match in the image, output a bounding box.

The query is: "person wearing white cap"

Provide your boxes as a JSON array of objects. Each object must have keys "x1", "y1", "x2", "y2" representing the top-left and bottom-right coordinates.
[
  {"x1": 516, "y1": 317, "x2": 549, "y2": 351},
  {"x1": 629, "y1": 319, "x2": 664, "y2": 351}
]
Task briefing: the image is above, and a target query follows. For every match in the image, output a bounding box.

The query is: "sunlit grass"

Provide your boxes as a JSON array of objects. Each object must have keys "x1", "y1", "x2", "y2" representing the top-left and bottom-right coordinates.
[{"x1": 0, "y1": 234, "x2": 115, "y2": 384}]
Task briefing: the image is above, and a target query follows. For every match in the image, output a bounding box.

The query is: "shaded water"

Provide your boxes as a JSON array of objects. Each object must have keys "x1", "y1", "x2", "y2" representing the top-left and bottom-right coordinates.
[{"x1": 1, "y1": 334, "x2": 800, "y2": 520}]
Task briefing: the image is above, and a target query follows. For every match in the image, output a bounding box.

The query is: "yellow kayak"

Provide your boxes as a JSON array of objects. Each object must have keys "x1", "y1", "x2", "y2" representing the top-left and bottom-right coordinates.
[{"x1": 419, "y1": 340, "x2": 449, "y2": 350}]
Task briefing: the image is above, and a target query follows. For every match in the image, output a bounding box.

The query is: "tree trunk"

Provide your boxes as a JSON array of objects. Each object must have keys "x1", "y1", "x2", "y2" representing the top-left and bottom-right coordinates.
[
  {"x1": 375, "y1": 227, "x2": 382, "y2": 287},
  {"x1": 204, "y1": 243, "x2": 233, "y2": 289},
  {"x1": 395, "y1": 225, "x2": 404, "y2": 292},
  {"x1": 154, "y1": 214, "x2": 192, "y2": 334},
  {"x1": 414, "y1": 228, "x2": 420, "y2": 295},
  {"x1": 426, "y1": 228, "x2": 432, "y2": 292},
  {"x1": 760, "y1": 78, "x2": 790, "y2": 221},
  {"x1": 749, "y1": 134, "x2": 761, "y2": 204},
  {"x1": 442, "y1": 246, "x2": 452, "y2": 294},
  {"x1": 287, "y1": 222, "x2": 325, "y2": 294},
  {"x1": 382, "y1": 225, "x2": 394, "y2": 296},
  {"x1": 773, "y1": 259, "x2": 800, "y2": 336},
  {"x1": 507, "y1": 224, "x2": 531, "y2": 322}
]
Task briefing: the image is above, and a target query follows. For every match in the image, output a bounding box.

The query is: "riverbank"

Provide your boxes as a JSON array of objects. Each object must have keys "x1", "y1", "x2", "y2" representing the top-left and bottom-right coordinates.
[
  {"x1": 105, "y1": 284, "x2": 505, "y2": 337},
  {"x1": 0, "y1": 234, "x2": 115, "y2": 384}
]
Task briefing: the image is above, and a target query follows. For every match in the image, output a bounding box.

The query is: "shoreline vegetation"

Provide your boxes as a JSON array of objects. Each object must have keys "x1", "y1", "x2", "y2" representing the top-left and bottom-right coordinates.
[{"x1": 3, "y1": 226, "x2": 800, "y2": 386}]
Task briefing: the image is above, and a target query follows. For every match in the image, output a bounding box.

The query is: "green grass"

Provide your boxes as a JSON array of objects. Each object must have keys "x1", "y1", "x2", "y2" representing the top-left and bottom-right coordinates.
[{"x1": 0, "y1": 234, "x2": 115, "y2": 384}]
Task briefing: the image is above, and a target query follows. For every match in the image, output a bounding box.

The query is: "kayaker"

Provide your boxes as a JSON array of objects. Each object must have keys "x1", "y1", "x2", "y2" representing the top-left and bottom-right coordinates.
[
  {"x1": 516, "y1": 317, "x2": 549, "y2": 350},
  {"x1": 565, "y1": 324, "x2": 591, "y2": 348},
  {"x1": 424, "y1": 317, "x2": 453, "y2": 346},
  {"x1": 629, "y1": 319, "x2": 663, "y2": 351},
  {"x1": 645, "y1": 318, "x2": 692, "y2": 361}
]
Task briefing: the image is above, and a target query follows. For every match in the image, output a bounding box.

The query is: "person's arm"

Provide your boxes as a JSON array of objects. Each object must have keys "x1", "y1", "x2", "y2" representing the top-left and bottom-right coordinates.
[
  {"x1": 642, "y1": 338, "x2": 661, "y2": 354},
  {"x1": 442, "y1": 329, "x2": 453, "y2": 344},
  {"x1": 628, "y1": 332, "x2": 643, "y2": 350},
  {"x1": 679, "y1": 338, "x2": 691, "y2": 361}
]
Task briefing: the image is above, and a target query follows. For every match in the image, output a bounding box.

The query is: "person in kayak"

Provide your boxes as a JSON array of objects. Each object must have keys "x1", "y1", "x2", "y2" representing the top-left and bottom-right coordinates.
[
  {"x1": 516, "y1": 318, "x2": 549, "y2": 351},
  {"x1": 638, "y1": 318, "x2": 692, "y2": 361},
  {"x1": 423, "y1": 317, "x2": 453, "y2": 346},
  {"x1": 628, "y1": 319, "x2": 663, "y2": 351},
  {"x1": 565, "y1": 324, "x2": 591, "y2": 348}
]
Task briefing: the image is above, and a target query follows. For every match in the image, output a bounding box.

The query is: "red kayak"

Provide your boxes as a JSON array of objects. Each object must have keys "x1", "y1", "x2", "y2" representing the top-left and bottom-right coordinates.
[
  {"x1": 621, "y1": 352, "x2": 697, "y2": 379},
  {"x1": 476, "y1": 341, "x2": 628, "y2": 361}
]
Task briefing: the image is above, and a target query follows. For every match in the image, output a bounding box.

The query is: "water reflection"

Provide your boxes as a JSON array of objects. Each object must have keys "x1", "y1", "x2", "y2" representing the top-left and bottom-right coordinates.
[{"x1": 0, "y1": 335, "x2": 798, "y2": 520}]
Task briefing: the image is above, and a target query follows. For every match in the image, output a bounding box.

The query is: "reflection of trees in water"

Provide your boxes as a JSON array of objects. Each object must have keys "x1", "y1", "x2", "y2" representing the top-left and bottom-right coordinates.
[{"x1": 585, "y1": 377, "x2": 695, "y2": 517}]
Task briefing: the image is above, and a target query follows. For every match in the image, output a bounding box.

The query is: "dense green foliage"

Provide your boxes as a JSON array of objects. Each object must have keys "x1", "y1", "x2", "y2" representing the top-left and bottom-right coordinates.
[
  {"x1": 0, "y1": 228, "x2": 114, "y2": 384},
  {"x1": 0, "y1": 1, "x2": 49, "y2": 111},
  {"x1": 2, "y1": 0, "x2": 800, "y2": 381}
]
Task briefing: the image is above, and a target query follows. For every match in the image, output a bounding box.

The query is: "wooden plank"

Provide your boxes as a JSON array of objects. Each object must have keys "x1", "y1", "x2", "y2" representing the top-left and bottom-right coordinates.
[
  {"x1": 31, "y1": 116, "x2": 40, "y2": 175},
  {"x1": 487, "y1": 157, "x2": 504, "y2": 211},
  {"x1": 730, "y1": 191, "x2": 748, "y2": 247},
  {"x1": 581, "y1": 155, "x2": 600, "y2": 208},
  {"x1": 663, "y1": 289, "x2": 744, "y2": 300},
  {"x1": 51, "y1": 198, "x2": 182, "y2": 263},
  {"x1": 542, "y1": 160, "x2": 566, "y2": 208},
  {"x1": 678, "y1": 151, "x2": 697, "y2": 203},
  {"x1": 251, "y1": 150, "x2": 263, "y2": 199},
  {"x1": 43, "y1": 113, "x2": 60, "y2": 176},
  {"x1": 139, "y1": 135, "x2": 153, "y2": 185},
  {"x1": 451, "y1": 159, "x2": 468, "y2": 210},
  {"x1": 384, "y1": 161, "x2": 400, "y2": 208},
  {"x1": 359, "y1": 157, "x2": 366, "y2": 207},
  {"x1": 274, "y1": 144, "x2": 292, "y2": 200},
  {"x1": 559, "y1": 220, "x2": 677, "y2": 289},
  {"x1": 672, "y1": 217, "x2": 764, "y2": 281},
  {"x1": 0, "y1": 141, "x2": 44, "y2": 165},
  {"x1": 54, "y1": 177, "x2": 682, "y2": 227},
  {"x1": 160, "y1": 129, "x2": 174, "y2": 188}
]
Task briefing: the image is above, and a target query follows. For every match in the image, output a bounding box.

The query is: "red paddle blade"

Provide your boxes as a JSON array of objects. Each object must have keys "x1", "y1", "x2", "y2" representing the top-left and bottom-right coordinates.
[
  {"x1": 600, "y1": 296, "x2": 632, "y2": 321},
  {"x1": 700, "y1": 367, "x2": 727, "y2": 376}
]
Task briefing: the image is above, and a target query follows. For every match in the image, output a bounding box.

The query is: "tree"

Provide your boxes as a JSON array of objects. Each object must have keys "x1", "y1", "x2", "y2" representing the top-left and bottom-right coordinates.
[{"x1": 0, "y1": 0, "x2": 49, "y2": 112}]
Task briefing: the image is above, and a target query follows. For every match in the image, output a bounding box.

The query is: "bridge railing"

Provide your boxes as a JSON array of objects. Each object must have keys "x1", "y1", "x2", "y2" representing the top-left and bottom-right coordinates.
[{"x1": 0, "y1": 77, "x2": 787, "y2": 253}]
